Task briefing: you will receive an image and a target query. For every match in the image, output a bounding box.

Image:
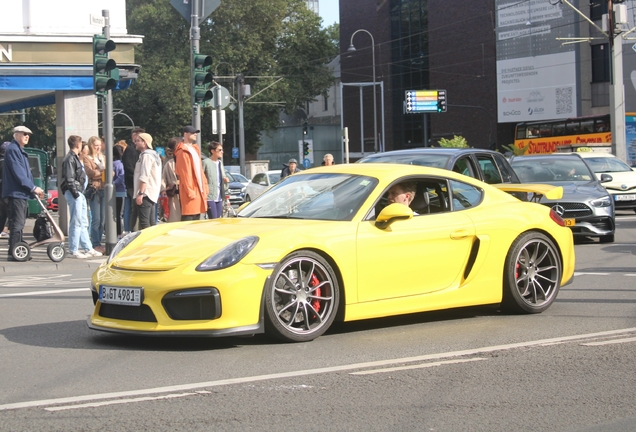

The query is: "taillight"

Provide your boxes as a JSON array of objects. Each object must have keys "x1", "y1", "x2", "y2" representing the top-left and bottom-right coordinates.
[{"x1": 549, "y1": 208, "x2": 566, "y2": 227}]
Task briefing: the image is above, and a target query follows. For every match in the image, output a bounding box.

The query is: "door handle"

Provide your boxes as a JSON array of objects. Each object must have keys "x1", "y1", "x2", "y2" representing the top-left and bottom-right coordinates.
[{"x1": 450, "y1": 229, "x2": 470, "y2": 240}]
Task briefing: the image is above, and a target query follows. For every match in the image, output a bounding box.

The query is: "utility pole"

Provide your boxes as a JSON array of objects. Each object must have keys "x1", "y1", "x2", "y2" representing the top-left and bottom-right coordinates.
[
  {"x1": 102, "y1": 9, "x2": 117, "y2": 254},
  {"x1": 190, "y1": 0, "x2": 201, "y2": 145},
  {"x1": 236, "y1": 74, "x2": 246, "y2": 176}
]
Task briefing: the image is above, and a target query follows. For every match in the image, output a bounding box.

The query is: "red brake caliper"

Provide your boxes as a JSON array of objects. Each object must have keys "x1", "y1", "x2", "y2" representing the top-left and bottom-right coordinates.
[{"x1": 309, "y1": 273, "x2": 321, "y2": 313}]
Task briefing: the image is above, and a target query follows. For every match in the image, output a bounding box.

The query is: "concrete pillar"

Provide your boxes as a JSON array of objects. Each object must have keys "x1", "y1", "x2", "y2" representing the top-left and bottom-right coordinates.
[{"x1": 55, "y1": 90, "x2": 98, "y2": 235}]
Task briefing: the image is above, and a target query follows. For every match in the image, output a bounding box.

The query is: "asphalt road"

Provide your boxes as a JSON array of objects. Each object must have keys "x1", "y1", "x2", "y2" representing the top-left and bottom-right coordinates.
[{"x1": 0, "y1": 214, "x2": 635, "y2": 431}]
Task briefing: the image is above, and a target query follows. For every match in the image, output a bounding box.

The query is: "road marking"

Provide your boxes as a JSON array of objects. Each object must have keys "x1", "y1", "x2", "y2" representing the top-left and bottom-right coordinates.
[
  {"x1": 580, "y1": 336, "x2": 636, "y2": 346},
  {"x1": 573, "y1": 272, "x2": 609, "y2": 276},
  {"x1": 1, "y1": 327, "x2": 635, "y2": 412},
  {"x1": 0, "y1": 288, "x2": 89, "y2": 298},
  {"x1": 45, "y1": 392, "x2": 200, "y2": 412},
  {"x1": 0, "y1": 274, "x2": 90, "y2": 287},
  {"x1": 350, "y1": 357, "x2": 487, "y2": 375}
]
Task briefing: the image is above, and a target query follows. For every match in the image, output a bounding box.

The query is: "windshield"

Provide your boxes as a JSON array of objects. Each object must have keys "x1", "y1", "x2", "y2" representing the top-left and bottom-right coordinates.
[
  {"x1": 238, "y1": 173, "x2": 378, "y2": 221},
  {"x1": 268, "y1": 172, "x2": 281, "y2": 184},
  {"x1": 232, "y1": 173, "x2": 248, "y2": 183},
  {"x1": 358, "y1": 153, "x2": 451, "y2": 169},
  {"x1": 583, "y1": 156, "x2": 632, "y2": 173},
  {"x1": 511, "y1": 158, "x2": 594, "y2": 183}
]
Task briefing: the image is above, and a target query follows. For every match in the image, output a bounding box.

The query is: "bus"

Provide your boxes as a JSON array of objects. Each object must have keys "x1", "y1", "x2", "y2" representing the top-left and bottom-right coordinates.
[{"x1": 513, "y1": 115, "x2": 611, "y2": 155}]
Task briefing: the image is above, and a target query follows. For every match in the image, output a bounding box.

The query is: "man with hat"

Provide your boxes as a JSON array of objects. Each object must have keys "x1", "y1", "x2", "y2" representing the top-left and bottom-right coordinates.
[
  {"x1": 174, "y1": 125, "x2": 208, "y2": 220},
  {"x1": 2, "y1": 126, "x2": 44, "y2": 261},
  {"x1": 281, "y1": 158, "x2": 301, "y2": 179},
  {"x1": 131, "y1": 132, "x2": 162, "y2": 230}
]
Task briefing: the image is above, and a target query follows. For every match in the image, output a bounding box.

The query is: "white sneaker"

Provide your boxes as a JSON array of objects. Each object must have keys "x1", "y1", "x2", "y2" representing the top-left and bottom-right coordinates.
[
  {"x1": 0, "y1": 232, "x2": 8, "y2": 238},
  {"x1": 84, "y1": 249, "x2": 103, "y2": 257},
  {"x1": 70, "y1": 251, "x2": 89, "y2": 259}
]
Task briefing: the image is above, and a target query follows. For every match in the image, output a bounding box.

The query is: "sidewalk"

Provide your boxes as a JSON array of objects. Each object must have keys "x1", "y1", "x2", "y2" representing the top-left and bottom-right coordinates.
[{"x1": 0, "y1": 217, "x2": 106, "y2": 274}]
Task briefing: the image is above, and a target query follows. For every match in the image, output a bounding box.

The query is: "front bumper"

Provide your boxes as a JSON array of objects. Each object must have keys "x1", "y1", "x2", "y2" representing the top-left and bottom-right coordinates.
[{"x1": 89, "y1": 262, "x2": 270, "y2": 336}]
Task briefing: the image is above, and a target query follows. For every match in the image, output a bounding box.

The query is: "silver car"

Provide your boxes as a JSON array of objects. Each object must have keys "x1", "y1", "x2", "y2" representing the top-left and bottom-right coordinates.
[{"x1": 510, "y1": 153, "x2": 615, "y2": 243}]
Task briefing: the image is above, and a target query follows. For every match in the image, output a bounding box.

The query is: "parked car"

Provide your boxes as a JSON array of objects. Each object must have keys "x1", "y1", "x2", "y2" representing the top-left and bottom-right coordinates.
[
  {"x1": 245, "y1": 170, "x2": 281, "y2": 201},
  {"x1": 47, "y1": 177, "x2": 58, "y2": 212},
  {"x1": 228, "y1": 172, "x2": 249, "y2": 187},
  {"x1": 510, "y1": 153, "x2": 615, "y2": 243},
  {"x1": 223, "y1": 171, "x2": 247, "y2": 205},
  {"x1": 577, "y1": 152, "x2": 636, "y2": 212},
  {"x1": 357, "y1": 148, "x2": 521, "y2": 185},
  {"x1": 88, "y1": 163, "x2": 574, "y2": 342}
]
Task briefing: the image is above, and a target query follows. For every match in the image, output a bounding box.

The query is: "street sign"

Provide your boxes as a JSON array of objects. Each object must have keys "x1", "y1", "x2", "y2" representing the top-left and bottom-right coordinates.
[
  {"x1": 90, "y1": 14, "x2": 105, "y2": 27},
  {"x1": 404, "y1": 89, "x2": 447, "y2": 113},
  {"x1": 303, "y1": 158, "x2": 311, "y2": 169},
  {"x1": 232, "y1": 147, "x2": 239, "y2": 158},
  {"x1": 211, "y1": 85, "x2": 231, "y2": 109},
  {"x1": 170, "y1": 0, "x2": 221, "y2": 24},
  {"x1": 298, "y1": 139, "x2": 314, "y2": 165}
]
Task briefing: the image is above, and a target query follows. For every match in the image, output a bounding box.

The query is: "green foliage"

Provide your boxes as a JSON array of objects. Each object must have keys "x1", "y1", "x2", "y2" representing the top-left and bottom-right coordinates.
[
  {"x1": 438, "y1": 135, "x2": 469, "y2": 148},
  {"x1": 115, "y1": 0, "x2": 339, "y2": 153},
  {"x1": 0, "y1": 106, "x2": 56, "y2": 153},
  {"x1": 501, "y1": 143, "x2": 527, "y2": 156}
]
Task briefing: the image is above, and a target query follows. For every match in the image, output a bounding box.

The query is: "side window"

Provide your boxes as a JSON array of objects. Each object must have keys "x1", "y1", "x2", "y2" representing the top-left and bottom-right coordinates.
[
  {"x1": 492, "y1": 155, "x2": 516, "y2": 183},
  {"x1": 450, "y1": 180, "x2": 483, "y2": 210},
  {"x1": 452, "y1": 157, "x2": 476, "y2": 178},
  {"x1": 368, "y1": 178, "x2": 450, "y2": 220},
  {"x1": 252, "y1": 173, "x2": 264, "y2": 184},
  {"x1": 477, "y1": 155, "x2": 503, "y2": 184}
]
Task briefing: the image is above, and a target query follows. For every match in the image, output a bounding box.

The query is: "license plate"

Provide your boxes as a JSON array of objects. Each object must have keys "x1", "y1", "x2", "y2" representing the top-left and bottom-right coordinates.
[
  {"x1": 614, "y1": 194, "x2": 636, "y2": 201},
  {"x1": 99, "y1": 286, "x2": 142, "y2": 306},
  {"x1": 563, "y1": 218, "x2": 576, "y2": 227}
]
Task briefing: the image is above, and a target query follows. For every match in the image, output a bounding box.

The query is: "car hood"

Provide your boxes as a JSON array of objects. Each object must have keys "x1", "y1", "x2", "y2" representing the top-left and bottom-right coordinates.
[
  {"x1": 110, "y1": 218, "x2": 334, "y2": 271},
  {"x1": 227, "y1": 181, "x2": 244, "y2": 189},
  {"x1": 537, "y1": 181, "x2": 608, "y2": 202},
  {"x1": 597, "y1": 171, "x2": 636, "y2": 192}
]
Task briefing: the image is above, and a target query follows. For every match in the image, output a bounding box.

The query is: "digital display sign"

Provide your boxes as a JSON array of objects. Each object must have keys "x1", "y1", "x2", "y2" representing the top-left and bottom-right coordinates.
[{"x1": 405, "y1": 90, "x2": 447, "y2": 113}]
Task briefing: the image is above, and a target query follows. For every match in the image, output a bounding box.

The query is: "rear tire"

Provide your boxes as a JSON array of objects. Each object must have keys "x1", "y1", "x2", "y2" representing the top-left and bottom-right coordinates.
[
  {"x1": 502, "y1": 232, "x2": 561, "y2": 314},
  {"x1": 12, "y1": 241, "x2": 31, "y2": 262}
]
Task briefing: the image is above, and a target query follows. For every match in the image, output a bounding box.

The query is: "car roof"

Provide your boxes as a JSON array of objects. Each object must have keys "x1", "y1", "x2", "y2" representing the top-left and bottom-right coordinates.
[
  {"x1": 576, "y1": 152, "x2": 616, "y2": 159},
  {"x1": 510, "y1": 153, "x2": 584, "y2": 161},
  {"x1": 359, "y1": 147, "x2": 501, "y2": 157}
]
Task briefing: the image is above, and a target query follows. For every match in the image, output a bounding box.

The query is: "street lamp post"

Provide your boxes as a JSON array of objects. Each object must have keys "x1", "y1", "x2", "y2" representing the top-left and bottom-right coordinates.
[{"x1": 348, "y1": 29, "x2": 378, "y2": 154}]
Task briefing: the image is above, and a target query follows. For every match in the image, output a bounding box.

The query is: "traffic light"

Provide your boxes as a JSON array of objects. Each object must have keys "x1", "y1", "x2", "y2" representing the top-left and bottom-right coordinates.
[
  {"x1": 303, "y1": 142, "x2": 310, "y2": 156},
  {"x1": 93, "y1": 35, "x2": 118, "y2": 96},
  {"x1": 193, "y1": 53, "x2": 213, "y2": 105},
  {"x1": 302, "y1": 121, "x2": 308, "y2": 135},
  {"x1": 437, "y1": 99, "x2": 447, "y2": 112}
]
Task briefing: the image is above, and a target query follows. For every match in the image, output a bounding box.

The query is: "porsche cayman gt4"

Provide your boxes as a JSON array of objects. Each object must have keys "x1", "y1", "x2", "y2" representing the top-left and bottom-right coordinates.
[{"x1": 89, "y1": 164, "x2": 575, "y2": 342}]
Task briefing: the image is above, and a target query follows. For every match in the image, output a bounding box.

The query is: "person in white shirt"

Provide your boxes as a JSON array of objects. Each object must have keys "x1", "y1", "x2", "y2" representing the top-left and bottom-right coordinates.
[{"x1": 131, "y1": 133, "x2": 162, "y2": 230}]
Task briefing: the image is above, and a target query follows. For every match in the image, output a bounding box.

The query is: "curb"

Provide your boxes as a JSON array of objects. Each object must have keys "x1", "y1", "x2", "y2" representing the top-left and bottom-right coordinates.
[{"x1": 0, "y1": 258, "x2": 106, "y2": 274}]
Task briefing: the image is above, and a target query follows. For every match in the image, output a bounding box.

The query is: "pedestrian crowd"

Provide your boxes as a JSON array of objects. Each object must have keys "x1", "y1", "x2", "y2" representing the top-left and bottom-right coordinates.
[{"x1": 1, "y1": 124, "x2": 230, "y2": 261}]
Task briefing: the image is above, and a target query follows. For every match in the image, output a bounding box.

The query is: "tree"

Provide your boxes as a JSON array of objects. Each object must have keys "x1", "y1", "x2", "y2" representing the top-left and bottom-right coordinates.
[
  {"x1": 438, "y1": 135, "x2": 469, "y2": 148},
  {"x1": 116, "y1": 0, "x2": 338, "y2": 153}
]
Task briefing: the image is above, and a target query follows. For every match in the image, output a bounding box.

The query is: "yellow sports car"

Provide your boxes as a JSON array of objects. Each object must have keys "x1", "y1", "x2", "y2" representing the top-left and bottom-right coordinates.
[{"x1": 89, "y1": 164, "x2": 575, "y2": 342}]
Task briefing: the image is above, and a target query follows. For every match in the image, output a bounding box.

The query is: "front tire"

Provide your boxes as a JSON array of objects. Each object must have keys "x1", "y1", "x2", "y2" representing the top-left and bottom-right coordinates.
[
  {"x1": 264, "y1": 250, "x2": 340, "y2": 342},
  {"x1": 502, "y1": 232, "x2": 561, "y2": 314},
  {"x1": 47, "y1": 243, "x2": 66, "y2": 262}
]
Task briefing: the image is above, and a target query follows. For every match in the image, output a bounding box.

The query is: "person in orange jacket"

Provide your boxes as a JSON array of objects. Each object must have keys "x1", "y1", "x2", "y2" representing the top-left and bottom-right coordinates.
[{"x1": 173, "y1": 126, "x2": 208, "y2": 220}]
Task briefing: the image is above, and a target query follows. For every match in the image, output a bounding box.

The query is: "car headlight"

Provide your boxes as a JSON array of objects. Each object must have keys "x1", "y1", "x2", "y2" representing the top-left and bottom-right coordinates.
[
  {"x1": 107, "y1": 231, "x2": 142, "y2": 264},
  {"x1": 241, "y1": 187, "x2": 246, "y2": 193},
  {"x1": 591, "y1": 196, "x2": 612, "y2": 207},
  {"x1": 196, "y1": 236, "x2": 259, "y2": 272}
]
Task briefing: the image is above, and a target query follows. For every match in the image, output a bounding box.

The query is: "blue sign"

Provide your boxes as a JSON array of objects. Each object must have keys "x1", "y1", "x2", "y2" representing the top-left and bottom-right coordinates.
[
  {"x1": 303, "y1": 158, "x2": 311, "y2": 169},
  {"x1": 232, "y1": 147, "x2": 239, "y2": 158}
]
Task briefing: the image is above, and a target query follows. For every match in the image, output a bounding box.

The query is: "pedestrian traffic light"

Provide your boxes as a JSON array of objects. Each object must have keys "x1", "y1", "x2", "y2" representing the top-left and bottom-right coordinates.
[
  {"x1": 302, "y1": 121, "x2": 308, "y2": 135},
  {"x1": 437, "y1": 99, "x2": 447, "y2": 112},
  {"x1": 93, "y1": 34, "x2": 118, "y2": 96},
  {"x1": 303, "y1": 142, "x2": 310, "y2": 155},
  {"x1": 193, "y1": 53, "x2": 213, "y2": 105}
]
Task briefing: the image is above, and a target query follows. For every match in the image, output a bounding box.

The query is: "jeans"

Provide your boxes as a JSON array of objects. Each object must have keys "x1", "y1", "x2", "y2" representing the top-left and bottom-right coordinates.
[
  {"x1": 88, "y1": 189, "x2": 104, "y2": 247},
  {"x1": 123, "y1": 194, "x2": 132, "y2": 232},
  {"x1": 7, "y1": 197, "x2": 27, "y2": 256},
  {"x1": 64, "y1": 190, "x2": 93, "y2": 253},
  {"x1": 206, "y1": 200, "x2": 223, "y2": 219}
]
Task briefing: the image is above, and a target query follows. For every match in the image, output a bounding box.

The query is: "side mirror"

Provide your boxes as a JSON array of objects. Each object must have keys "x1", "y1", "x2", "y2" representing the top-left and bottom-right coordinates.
[
  {"x1": 259, "y1": 181, "x2": 267, "y2": 186},
  {"x1": 600, "y1": 173, "x2": 613, "y2": 183},
  {"x1": 375, "y1": 203, "x2": 413, "y2": 229}
]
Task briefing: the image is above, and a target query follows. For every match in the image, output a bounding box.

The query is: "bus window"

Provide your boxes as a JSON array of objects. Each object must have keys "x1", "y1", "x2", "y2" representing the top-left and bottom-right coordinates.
[
  {"x1": 595, "y1": 119, "x2": 609, "y2": 132},
  {"x1": 580, "y1": 120, "x2": 594, "y2": 133},
  {"x1": 539, "y1": 124, "x2": 552, "y2": 137},
  {"x1": 516, "y1": 126, "x2": 527, "y2": 140},
  {"x1": 552, "y1": 122, "x2": 565, "y2": 137},
  {"x1": 565, "y1": 121, "x2": 580, "y2": 134}
]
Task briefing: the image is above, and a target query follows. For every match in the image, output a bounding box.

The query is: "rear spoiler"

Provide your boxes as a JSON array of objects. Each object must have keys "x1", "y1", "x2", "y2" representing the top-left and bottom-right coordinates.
[{"x1": 491, "y1": 183, "x2": 563, "y2": 202}]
